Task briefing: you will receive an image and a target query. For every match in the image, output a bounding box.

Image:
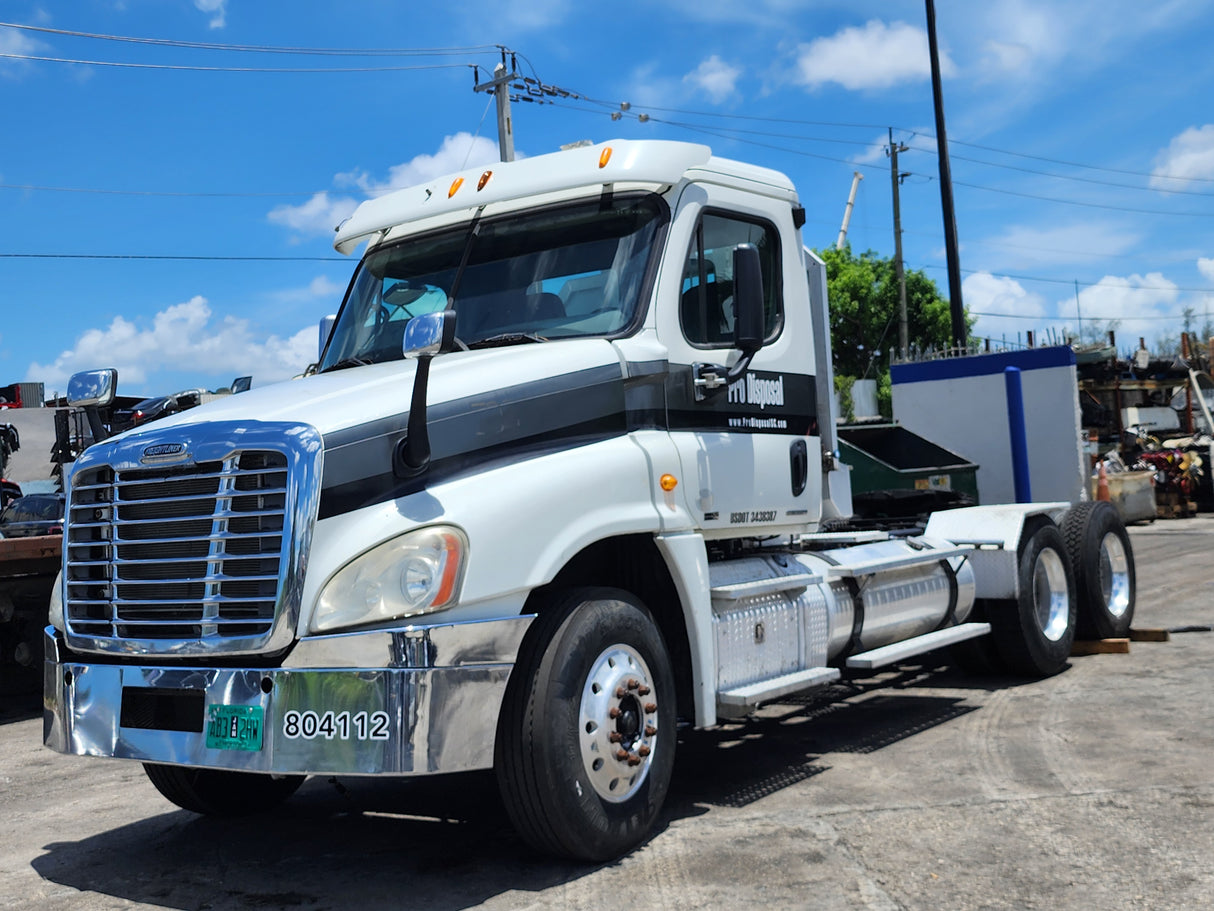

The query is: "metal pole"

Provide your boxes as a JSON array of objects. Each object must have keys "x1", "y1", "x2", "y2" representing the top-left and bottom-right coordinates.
[
  {"x1": 1004, "y1": 366, "x2": 1032, "y2": 503},
  {"x1": 493, "y1": 62, "x2": 515, "y2": 162},
  {"x1": 474, "y1": 60, "x2": 517, "y2": 163},
  {"x1": 889, "y1": 129, "x2": 909, "y2": 359},
  {"x1": 835, "y1": 171, "x2": 863, "y2": 250},
  {"x1": 925, "y1": 0, "x2": 966, "y2": 351}
]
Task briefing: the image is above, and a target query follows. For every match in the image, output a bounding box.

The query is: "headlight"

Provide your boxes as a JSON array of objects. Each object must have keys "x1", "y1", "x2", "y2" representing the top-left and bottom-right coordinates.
[
  {"x1": 48, "y1": 570, "x2": 64, "y2": 631},
  {"x1": 311, "y1": 525, "x2": 467, "y2": 633}
]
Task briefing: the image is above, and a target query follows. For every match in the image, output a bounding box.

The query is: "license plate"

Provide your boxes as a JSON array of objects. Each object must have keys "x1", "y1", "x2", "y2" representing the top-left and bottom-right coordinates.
[{"x1": 205, "y1": 704, "x2": 264, "y2": 751}]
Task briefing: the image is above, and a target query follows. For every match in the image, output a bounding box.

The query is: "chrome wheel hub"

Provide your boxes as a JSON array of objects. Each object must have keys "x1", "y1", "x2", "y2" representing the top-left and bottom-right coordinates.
[
  {"x1": 1099, "y1": 532, "x2": 1132, "y2": 619},
  {"x1": 578, "y1": 644, "x2": 659, "y2": 803},
  {"x1": 1033, "y1": 547, "x2": 1070, "y2": 642}
]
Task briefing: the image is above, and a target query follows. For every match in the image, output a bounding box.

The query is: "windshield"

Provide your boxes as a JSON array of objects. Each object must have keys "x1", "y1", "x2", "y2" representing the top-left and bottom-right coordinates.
[{"x1": 319, "y1": 193, "x2": 667, "y2": 371}]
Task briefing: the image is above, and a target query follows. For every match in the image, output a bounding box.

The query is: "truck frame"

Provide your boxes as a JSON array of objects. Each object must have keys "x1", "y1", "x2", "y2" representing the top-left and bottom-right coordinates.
[{"x1": 43, "y1": 140, "x2": 1135, "y2": 860}]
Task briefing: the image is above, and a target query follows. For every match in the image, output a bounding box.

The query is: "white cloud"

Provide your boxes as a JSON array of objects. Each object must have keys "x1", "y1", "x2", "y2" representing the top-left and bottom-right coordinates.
[
  {"x1": 269, "y1": 134, "x2": 501, "y2": 240},
  {"x1": 793, "y1": 20, "x2": 953, "y2": 92},
  {"x1": 683, "y1": 55, "x2": 742, "y2": 104},
  {"x1": 26, "y1": 296, "x2": 315, "y2": 390},
  {"x1": 194, "y1": 0, "x2": 227, "y2": 29},
  {"x1": 1198, "y1": 257, "x2": 1214, "y2": 283},
  {"x1": 267, "y1": 192, "x2": 359, "y2": 239},
  {"x1": 0, "y1": 23, "x2": 46, "y2": 78},
  {"x1": 1151, "y1": 125, "x2": 1214, "y2": 190},
  {"x1": 963, "y1": 271, "x2": 1048, "y2": 341},
  {"x1": 979, "y1": 222, "x2": 1141, "y2": 269},
  {"x1": 1068, "y1": 273, "x2": 1181, "y2": 344},
  {"x1": 338, "y1": 133, "x2": 501, "y2": 197},
  {"x1": 271, "y1": 275, "x2": 347, "y2": 305}
]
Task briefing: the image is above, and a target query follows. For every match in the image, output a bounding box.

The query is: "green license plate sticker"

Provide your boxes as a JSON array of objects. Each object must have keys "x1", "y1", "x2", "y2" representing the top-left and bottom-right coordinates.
[{"x1": 206, "y1": 704, "x2": 265, "y2": 751}]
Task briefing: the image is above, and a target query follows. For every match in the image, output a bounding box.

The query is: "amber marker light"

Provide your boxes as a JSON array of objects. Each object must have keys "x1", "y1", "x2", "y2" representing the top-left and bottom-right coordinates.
[
  {"x1": 660, "y1": 473, "x2": 678, "y2": 492},
  {"x1": 599, "y1": 146, "x2": 613, "y2": 168},
  {"x1": 477, "y1": 170, "x2": 493, "y2": 191},
  {"x1": 448, "y1": 177, "x2": 464, "y2": 198}
]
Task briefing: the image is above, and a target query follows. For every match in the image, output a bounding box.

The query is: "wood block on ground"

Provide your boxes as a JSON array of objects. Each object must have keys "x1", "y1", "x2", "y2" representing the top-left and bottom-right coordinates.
[
  {"x1": 1071, "y1": 638, "x2": 1131, "y2": 656},
  {"x1": 1129, "y1": 628, "x2": 1171, "y2": 642}
]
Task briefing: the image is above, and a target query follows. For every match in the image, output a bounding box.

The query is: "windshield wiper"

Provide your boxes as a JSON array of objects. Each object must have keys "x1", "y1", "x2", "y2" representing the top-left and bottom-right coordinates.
[
  {"x1": 466, "y1": 333, "x2": 547, "y2": 350},
  {"x1": 446, "y1": 207, "x2": 484, "y2": 311},
  {"x1": 320, "y1": 355, "x2": 373, "y2": 373}
]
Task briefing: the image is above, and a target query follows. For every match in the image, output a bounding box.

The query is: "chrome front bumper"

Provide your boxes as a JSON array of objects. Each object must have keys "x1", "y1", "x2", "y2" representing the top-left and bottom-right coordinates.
[{"x1": 42, "y1": 615, "x2": 532, "y2": 776}]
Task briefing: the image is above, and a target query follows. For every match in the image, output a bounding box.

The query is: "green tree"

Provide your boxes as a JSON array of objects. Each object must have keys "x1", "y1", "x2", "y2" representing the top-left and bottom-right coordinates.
[
  {"x1": 816, "y1": 245, "x2": 959, "y2": 378},
  {"x1": 816, "y1": 245, "x2": 963, "y2": 418}
]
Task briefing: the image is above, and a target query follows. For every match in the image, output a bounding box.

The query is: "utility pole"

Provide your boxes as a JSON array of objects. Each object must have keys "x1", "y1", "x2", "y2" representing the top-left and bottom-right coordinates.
[
  {"x1": 925, "y1": 0, "x2": 966, "y2": 351},
  {"x1": 888, "y1": 128, "x2": 910, "y2": 359},
  {"x1": 836, "y1": 171, "x2": 863, "y2": 250},
  {"x1": 474, "y1": 57, "x2": 517, "y2": 162}
]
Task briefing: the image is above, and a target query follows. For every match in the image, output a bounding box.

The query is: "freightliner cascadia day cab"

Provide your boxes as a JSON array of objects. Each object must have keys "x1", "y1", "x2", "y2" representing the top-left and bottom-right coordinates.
[{"x1": 46, "y1": 140, "x2": 1136, "y2": 861}]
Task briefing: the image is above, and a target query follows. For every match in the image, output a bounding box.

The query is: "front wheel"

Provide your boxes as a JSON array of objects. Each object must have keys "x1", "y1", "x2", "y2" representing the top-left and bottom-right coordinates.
[
  {"x1": 143, "y1": 764, "x2": 304, "y2": 816},
  {"x1": 495, "y1": 587, "x2": 677, "y2": 861}
]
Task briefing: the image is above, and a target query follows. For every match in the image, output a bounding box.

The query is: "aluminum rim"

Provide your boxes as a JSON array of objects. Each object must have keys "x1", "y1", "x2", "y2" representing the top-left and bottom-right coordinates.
[
  {"x1": 578, "y1": 644, "x2": 659, "y2": 803},
  {"x1": 1099, "y1": 531, "x2": 1132, "y2": 619},
  {"x1": 1033, "y1": 546, "x2": 1071, "y2": 642}
]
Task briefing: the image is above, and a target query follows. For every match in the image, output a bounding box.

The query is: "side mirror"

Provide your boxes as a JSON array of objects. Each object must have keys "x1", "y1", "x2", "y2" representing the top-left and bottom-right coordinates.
[
  {"x1": 230, "y1": 376, "x2": 252, "y2": 394},
  {"x1": 67, "y1": 369, "x2": 118, "y2": 408},
  {"x1": 318, "y1": 314, "x2": 337, "y2": 361},
  {"x1": 733, "y1": 244, "x2": 766, "y2": 355},
  {"x1": 403, "y1": 310, "x2": 457, "y2": 359}
]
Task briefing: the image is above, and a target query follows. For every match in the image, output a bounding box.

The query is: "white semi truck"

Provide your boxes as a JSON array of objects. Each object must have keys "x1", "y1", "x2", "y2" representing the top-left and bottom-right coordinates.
[{"x1": 45, "y1": 139, "x2": 1135, "y2": 861}]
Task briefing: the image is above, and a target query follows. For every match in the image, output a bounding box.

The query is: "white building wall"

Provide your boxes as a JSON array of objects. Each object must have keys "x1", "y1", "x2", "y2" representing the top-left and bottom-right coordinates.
[{"x1": 890, "y1": 347, "x2": 1086, "y2": 506}]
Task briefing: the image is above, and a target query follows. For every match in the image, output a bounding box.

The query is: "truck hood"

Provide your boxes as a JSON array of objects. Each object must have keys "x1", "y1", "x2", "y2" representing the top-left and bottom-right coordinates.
[
  {"x1": 121, "y1": 339, "x2": 627, "y2": 440},
  {"x1": 112, "y1": 339, "x2": 656, "y2": 520}
]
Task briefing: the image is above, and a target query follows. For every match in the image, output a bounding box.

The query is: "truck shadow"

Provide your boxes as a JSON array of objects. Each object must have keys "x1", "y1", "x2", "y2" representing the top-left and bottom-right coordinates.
[{"x1": 29, "y1": 663, "x2": 1005, "y2": 910}]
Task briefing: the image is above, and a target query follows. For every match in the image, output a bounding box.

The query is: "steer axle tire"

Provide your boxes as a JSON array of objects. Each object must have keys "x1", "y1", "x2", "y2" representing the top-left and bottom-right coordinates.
[{"x1": 495, "y1": 587, "x2": 676, "y2": 861}]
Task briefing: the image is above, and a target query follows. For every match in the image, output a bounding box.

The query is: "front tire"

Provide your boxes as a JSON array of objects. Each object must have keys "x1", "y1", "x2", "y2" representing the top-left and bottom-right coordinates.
[
  {"x1": 143, "y1": 764, "x2": 304, "y2": 816},
  {"x1": 495, "y1": 587, "x2": 677, "y2": 861}
]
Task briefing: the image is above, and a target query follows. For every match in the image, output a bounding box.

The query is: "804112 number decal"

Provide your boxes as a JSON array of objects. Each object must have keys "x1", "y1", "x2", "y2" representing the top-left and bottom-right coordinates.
[{"x1": 281, "y1": 710, "x2": 390, "y2": 741}]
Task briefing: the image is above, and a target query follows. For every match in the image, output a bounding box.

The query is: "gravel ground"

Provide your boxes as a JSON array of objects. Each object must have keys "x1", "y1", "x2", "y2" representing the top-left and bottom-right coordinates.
[{"x1": 1, "y1": 516, "x2": 1211, "y2": 910}]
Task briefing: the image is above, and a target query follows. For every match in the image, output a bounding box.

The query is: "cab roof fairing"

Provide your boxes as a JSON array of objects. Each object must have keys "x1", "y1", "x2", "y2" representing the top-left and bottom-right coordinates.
[{"x1": 332, "y1": 139, "x2": 713, "y2": 255}]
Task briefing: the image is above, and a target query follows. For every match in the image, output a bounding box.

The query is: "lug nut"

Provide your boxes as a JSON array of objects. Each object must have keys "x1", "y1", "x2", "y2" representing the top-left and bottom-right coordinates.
[
  {"x1": 637, "y1": 745, "x2": 651, "y2": 757},
  {"x1": 616, "y1": 686, "x2": 627, "y2": 698},
  {"x1": 608, "y1": 707, "x2": 621, "y2": 718},
  {"x1": 637, "y1": 685, "x2": 651, "y2": 696},
  {"x1": 644, "y1": 703, "x2": 657, "y2": 714},
  {"x1": 627, "y1": 678, "x2": 639, "y2": 690},
  {"x1": 645, "y1": 724, "x2": 657, "y2": 736},
  {"x1": 627, "y1": 753, "x2": 642, "y2": 766},
  {"x1": 615, "y1": 749, "x2": 630, "y2": 761},
  {"x1": 608, "y1": 732, "x2": 623, "y2": 743}
]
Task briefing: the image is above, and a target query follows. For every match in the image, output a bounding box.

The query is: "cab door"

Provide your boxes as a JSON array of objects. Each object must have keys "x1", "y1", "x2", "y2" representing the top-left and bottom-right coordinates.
[{"x1": 656, "y1": 183, "x2": 821, "y2": 536}]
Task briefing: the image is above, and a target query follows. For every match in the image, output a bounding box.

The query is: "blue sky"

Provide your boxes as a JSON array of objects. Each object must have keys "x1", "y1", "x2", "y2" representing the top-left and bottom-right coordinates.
[{"x1": 2, "y1": 0, "x2": 1214, "y2": 397}]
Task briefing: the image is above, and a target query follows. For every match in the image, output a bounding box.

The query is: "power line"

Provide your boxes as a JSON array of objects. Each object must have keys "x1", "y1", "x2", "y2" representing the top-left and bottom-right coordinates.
[
  {"x1": 905, "y1": 143, "x2": 1214, "y2": 198},
  {"x1": 918, "y1": 175, "x2": 1214, "y2": 218},
  {"x1": 969, "y1": 309, "x2": 1189, "y2": 323},
  {"x1": 0, "y1": 253, "x2": 347, "y2": 261},
  {"x1": 915, "y1": 262, "x2": 1213, "y2": 293},
  {"x1": 0, "y1": 51, "x2": 475, "y2": 73},
  {"x1": 0, "y1": 181, "x2": 315, "y2": 198},
  {"x1": 0, "y1": 21, "x2": 501, "y2": 57}
]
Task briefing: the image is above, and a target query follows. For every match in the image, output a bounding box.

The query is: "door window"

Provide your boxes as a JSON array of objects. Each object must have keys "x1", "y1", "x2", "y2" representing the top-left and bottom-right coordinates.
[{"x1": 680, "y1": 212, "x2": 781, "y2": 347}]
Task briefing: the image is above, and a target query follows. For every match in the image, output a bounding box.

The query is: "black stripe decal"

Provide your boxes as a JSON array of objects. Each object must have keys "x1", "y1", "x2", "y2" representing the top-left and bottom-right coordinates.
[{"x1": 318, "y1": 359, "x2": 818, "y2": 519}]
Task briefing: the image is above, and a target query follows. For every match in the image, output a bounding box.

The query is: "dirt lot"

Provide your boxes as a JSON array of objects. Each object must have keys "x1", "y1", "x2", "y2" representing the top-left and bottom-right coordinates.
[{"x1": 2, "y1": 517, "x2": 1212, "y2": 910}]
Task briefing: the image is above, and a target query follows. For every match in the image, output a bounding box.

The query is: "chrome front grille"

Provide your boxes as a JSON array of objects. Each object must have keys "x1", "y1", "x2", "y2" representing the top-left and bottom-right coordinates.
[{"x1": 63, "y1": 422, "x2": 323, "y2": 657}]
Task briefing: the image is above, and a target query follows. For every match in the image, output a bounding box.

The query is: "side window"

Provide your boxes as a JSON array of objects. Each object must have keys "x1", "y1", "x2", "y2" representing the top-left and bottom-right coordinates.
[{"x1": 680, "y1": 212, "x2": 781, "y2": 347}]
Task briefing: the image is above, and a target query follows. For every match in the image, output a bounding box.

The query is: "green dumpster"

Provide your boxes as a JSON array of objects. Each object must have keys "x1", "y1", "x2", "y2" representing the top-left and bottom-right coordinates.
[{"x1": 837, "y1": 423, "x2": 980, "y2": 503}]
